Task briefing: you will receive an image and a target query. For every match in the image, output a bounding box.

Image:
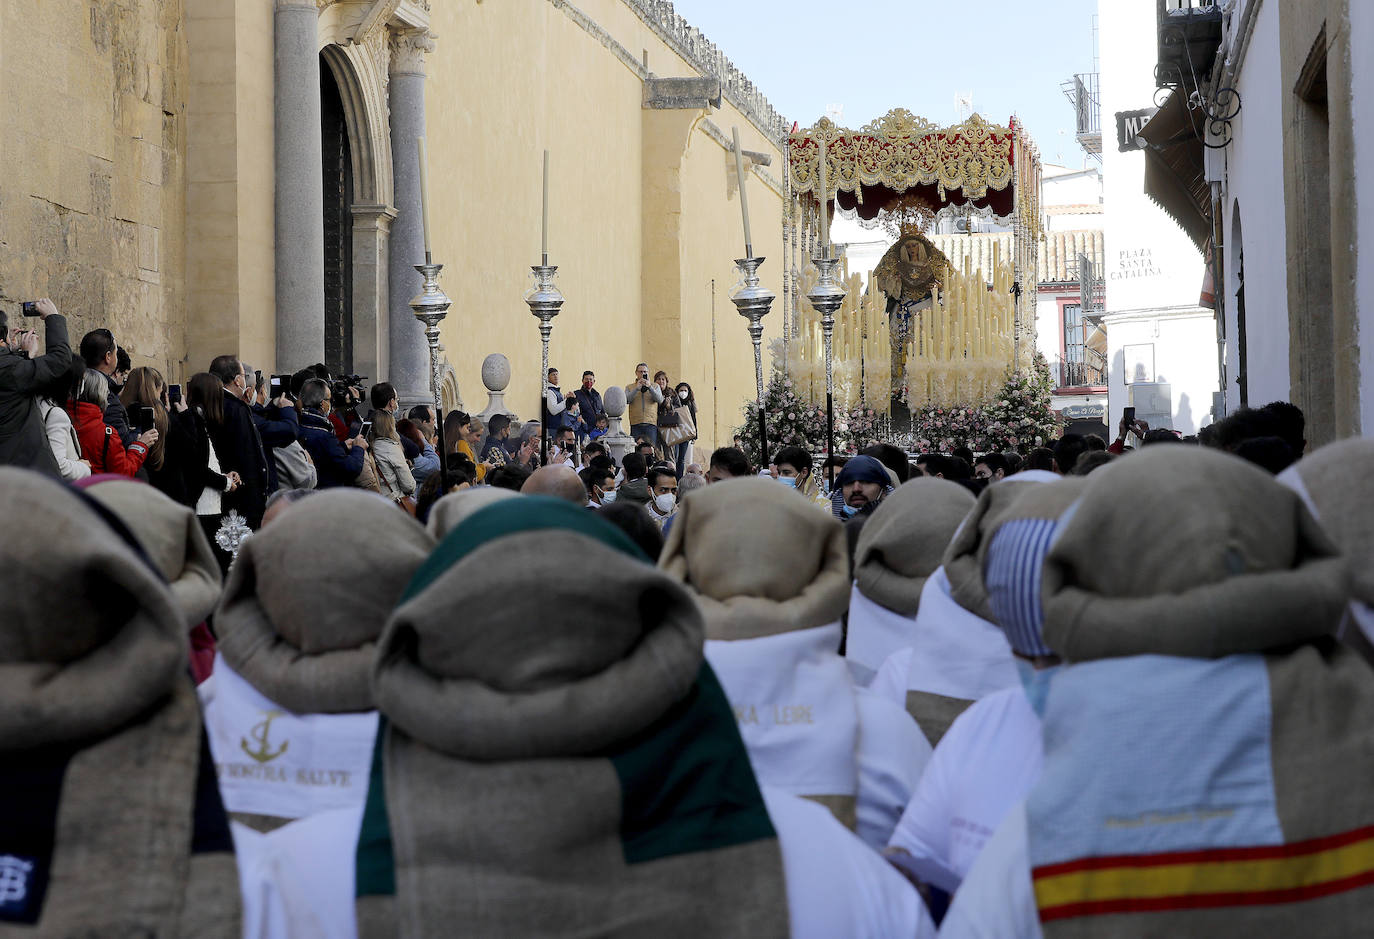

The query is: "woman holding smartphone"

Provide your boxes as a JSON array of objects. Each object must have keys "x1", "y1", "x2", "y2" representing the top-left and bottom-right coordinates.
[{"x1": 368, "y1": 409, "x2": 416, "y2": 505}]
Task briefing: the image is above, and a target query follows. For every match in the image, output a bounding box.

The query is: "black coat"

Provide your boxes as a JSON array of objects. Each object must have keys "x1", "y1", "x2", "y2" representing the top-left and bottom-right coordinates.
[
  {"x1": 251, "y1": 402, "x2": 301, "y2": 493},
  {"x1": 103, "y1": 371, "x2": 134, "y2": 447},
  {"x1": 299, "y1": 408, "x2": 365, "y2": 488},
  {"x1": 0, "y1": 314, "x2": 71, "y2": 477},
  {"x1": 209, "y1": 391, "x2": 270, "y2": 527}
]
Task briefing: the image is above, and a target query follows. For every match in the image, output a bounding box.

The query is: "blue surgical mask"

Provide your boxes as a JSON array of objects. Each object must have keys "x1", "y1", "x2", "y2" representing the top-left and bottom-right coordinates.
[
  {"x1": 600, "y1": 489, "x2": 617, "y2": 504},
  {"x1": 839, "y1": 503, "x2": 858, "y2": 518},
  {"x1": 777, "y1": 476, "x2": 797, "y2": 488}
]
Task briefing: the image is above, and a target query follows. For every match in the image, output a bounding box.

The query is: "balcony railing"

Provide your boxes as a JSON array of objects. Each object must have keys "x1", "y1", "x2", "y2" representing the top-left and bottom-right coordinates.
[
  {"x1": 1156, "y1": 0, "x2": 1223, "y2": 93},
  {"x1": 1056, "y1": 357, "x2": 1107, "y2": 389},
  {"x1": 1060, "y1": 72, "x2": 1101, "y2": 156}
]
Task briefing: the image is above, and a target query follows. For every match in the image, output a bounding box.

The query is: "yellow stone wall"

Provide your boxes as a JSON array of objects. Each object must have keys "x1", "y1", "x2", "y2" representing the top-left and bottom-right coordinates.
[
  {"x1": 183, "y1": 0, "x2": 277, "y2": 381},
  {"x1": 3, "y1": 0, "x2": 784, "y2": 456},
  {"x1": 1, "y1": 0, "x2": 189, "y2": 379},
  {"x1": 426, "y1": 0, "x2": 783, "y2": 455}
]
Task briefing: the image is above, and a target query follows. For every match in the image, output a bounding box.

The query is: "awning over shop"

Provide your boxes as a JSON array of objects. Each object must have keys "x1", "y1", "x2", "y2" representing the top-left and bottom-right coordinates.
[{"x1": 1138, "y1": 89, "x2": 1210, "y2": 253}]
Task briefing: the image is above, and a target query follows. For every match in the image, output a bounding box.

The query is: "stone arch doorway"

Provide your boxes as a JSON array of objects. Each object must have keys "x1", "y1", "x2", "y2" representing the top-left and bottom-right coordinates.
[
  {"x1": 321, "y1": 55, "x2": 354, "y2": 377},
  {"x1": 319, "y1": 40, "x2": 396, "y2": 388}
]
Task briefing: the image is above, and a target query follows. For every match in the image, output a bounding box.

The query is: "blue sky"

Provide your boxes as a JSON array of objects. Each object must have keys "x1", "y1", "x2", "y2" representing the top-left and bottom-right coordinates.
[{"x1": 671, "y1": 0, "x2": 1100, "y2": 168}]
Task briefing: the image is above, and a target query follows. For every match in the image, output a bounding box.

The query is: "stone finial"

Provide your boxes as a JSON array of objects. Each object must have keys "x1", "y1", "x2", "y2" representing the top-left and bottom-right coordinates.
[
  {"x1": 476, "y1": 353, "x2": 516, "y2": 424},
  {"x1": 599, "y1": 384, "x2": 634, "y2": 464},
  {"x1": 602, "y1": 383, "x2": 627, "y2": 417},
  {"x1": 482, "y1": 353, "x2": 511, "y2": 392}
]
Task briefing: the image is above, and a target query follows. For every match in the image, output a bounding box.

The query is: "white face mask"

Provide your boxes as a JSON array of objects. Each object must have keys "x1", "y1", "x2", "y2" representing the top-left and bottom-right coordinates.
[
  {"x1": 653, "y1": 492, "x2": 676, "y2": 514},
  {"x1": 600, "y1": 488, "x2": 617, "y2": 504},
  {"x1": 678, "y1": 390, "x2": 689, "y2": 401}
]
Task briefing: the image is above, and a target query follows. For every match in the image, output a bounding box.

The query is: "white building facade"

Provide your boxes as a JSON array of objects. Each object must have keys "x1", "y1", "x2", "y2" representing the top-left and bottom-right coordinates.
[
  {"x1": 1207, "y1": 0, "x2": 1374, "y2": 443},
  {"x1": 1099, "y1": 0, "x2": 1220, "y2": 437}
]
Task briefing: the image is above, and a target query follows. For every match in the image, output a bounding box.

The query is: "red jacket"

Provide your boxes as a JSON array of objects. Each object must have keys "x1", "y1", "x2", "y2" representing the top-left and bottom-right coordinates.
[{"x1": 71, "y1": 400, "x2": 148, "y2": 476}]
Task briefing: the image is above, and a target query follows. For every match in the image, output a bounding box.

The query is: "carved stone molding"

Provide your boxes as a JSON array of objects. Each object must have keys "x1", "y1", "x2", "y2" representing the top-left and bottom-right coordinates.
[{"x1": 390, "y1": 27, "x2": 436, "y2": 76}]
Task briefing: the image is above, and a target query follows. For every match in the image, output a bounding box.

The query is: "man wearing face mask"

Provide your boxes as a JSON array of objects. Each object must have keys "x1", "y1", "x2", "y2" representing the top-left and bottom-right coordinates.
[
  {"x1": 573, "y1": 370, "x2": 604, "y2": 443},
  {"x1": 772, "y1": 445, "x2": 831, "y2": 512},
  {"x1": 646, "y1": 464, "x2": 679, "y2": 529},
  {"x1": 297, "y1": 378, "x2": 367, "y2": 489},
  {"x1": 834, "y1": 455, "x2": 894, "y2": 520},
  {"x1": 581, "y1": 463, "x2": 617, "y2": 508}
]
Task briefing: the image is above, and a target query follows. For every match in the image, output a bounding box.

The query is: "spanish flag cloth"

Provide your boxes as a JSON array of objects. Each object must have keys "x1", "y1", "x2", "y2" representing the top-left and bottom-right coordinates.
[{"x1": 355, "y1": 497, "x2": 789, "y2": 939}]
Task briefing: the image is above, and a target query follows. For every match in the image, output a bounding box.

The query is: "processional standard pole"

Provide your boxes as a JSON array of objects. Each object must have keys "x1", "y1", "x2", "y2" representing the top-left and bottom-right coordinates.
[
  {"x1": 807, "y1": 135, "x2": 847, "y2": 487},
  {"x1": 527, "y1": 150, "x2": 564, "y2": 467},
  {"x1": 526, "y1": 263, "x2": 564, "y2": 466},
  {"x1": 410, "y1": 262, "x2": 452, "y2": 494},
  {"x1": 730, "y1": 256, "x2": 774, "y2": 468},
  {"x1": 729, "y1": 127, "x2": 774, "y2": 468},
  {"x1": 411, "y1": 137, "x2": 450, "y2": 493}
]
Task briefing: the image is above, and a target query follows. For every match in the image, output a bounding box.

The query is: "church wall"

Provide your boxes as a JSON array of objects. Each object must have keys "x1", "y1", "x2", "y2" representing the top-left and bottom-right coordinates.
[
  {"x1": 2, "y1": 0, "x2": 189, "y2": 380},
  {"x1": 424, "y1": 0, "x2": 783, "y2": 453},
  {"x1": 674, "y1": 113, "x2": 783, "y2": 454},
  {"x1": 425, "y1": 0, "x2": 648, "y2": 423}
]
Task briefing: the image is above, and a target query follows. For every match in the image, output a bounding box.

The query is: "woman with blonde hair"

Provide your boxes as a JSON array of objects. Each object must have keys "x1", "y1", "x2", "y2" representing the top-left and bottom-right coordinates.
[
  {"x1": 368, "y1": 408, "x2": 416, "y2": 504},
  {"x1": 119, "y1": 365, "x2": 189, "y2": 497}
]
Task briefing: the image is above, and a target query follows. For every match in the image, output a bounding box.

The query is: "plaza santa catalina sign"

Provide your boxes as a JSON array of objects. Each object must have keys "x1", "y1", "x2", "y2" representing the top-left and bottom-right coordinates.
[{"x1": 1111, "y1": 248, "x2": 1163, "y2": 282}]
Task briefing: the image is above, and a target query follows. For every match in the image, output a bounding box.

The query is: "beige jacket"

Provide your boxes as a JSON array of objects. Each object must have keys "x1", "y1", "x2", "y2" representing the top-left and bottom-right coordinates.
[{"x1": 624, "y1": 380, "x2": 663, "y2": 427}]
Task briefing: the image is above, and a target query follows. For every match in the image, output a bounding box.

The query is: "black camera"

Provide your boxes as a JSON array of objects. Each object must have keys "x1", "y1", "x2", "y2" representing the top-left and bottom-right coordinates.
[{"x1": 330, "y1": 374, "x2": 367, "y2": 408}]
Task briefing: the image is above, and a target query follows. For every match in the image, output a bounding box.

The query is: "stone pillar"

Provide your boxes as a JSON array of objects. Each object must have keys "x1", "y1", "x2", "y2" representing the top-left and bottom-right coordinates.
[
  {"x1": 387, "y1": 28, "x2": 437, "y2": 409},
  {"x1": 600, "y1": 384, "x2": 634, "y2": 465},
  {"x1": 350, "y1": 203, "x2": 397, "y2": 389},
  {"x1": 274, "y1": 0, "x2": 326, "y2": 370}
]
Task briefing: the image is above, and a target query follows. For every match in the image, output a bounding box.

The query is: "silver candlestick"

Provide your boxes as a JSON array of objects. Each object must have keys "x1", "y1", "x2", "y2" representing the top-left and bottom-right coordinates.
[
  {"x1": 410, "y1": 260, "x2": 452, "y2": 491},
  {"x1": 807, "y1": 255, "x2": 847, "y2": 484},
  {"x1": 730, "y1": 256, "x2": 775, "y2": 467},
  {"x1": 524, "y1": 264, "x2": 565, "y2": 465}
]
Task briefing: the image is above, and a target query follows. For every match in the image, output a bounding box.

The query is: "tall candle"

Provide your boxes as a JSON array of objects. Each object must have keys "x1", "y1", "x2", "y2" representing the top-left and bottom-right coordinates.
[
  {"x1": 541, "y1": 149, "x2": 550, "y2": 265},
  {"x1": 732, "y1": 127, "x2": 754, "y2": 257},
  {"x1": 417, "y1": 136, "x2": 432, "y2": 260},
  {"x1": 817, "y1": 138, "x2": 829, "y2": 256}
]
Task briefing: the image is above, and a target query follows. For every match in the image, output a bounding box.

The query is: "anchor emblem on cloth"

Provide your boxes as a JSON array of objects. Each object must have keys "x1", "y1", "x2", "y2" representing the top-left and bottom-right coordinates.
[{"x1": 240, "y1": 710, "x2": 289, "y2": 763}]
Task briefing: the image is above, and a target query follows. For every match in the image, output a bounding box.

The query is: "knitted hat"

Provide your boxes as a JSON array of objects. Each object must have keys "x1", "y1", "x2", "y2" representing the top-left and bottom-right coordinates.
[
  {"x1": 836, "y1": 454, "x2": 891, "y2": 489},
  {"x1": 981, "y1": 478, "x2": 1086, "y2": 657},
  {"x1": 943, "y1": 474, "x2": 1062, "y2": 623},
  {"x1": 0, "y1": 468, "x2": 239, "y2": 933},
  {"x1": 660, "y1": 477, "x2": 849, "y2": 638},
  {"x1": 216, "y1": 489, "x2": 434, "y2": 713},
  {"x1": 1042, "y1": 447, "x2": 1348, "y2": 661},
  {"x1": 360, "y1": 496, "x2": 787, "y2": 935},
  {"x1": 854, "y1": 478, "x2": 975, "y2": 616},
  {"x1": 82, "y1": 477, "x2": 222, "y2": 629},
  {"x1": 425, "y1": 486, "x2": 519, "y2": 539},
  {"x1": 1279, "y1": 437, "x2": 1374, "y2": 604}
]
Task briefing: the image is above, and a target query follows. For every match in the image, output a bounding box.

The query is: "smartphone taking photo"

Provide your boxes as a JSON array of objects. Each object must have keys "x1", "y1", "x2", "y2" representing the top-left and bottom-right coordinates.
[
  {"x1": 132, "y1": 405, "x2": 156, "y2": 433},
  {"x1": 168, "y1": 384, "x2": 182, "y2": 405},
  {"x1": 358, "y1": 420, "x2": 372, "y2": 440},
  {"x1": 270, "y1": 373, "x2": 290, "y2": 399}
]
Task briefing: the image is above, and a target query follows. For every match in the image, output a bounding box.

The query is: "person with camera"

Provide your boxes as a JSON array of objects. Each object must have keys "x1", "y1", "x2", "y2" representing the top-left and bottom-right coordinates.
[
  {"x1": 119, "y1": 366, "x2": 186, "y2": 499},
  {"x1": 297, "y1": 377, "x2": 368, "y2": 489},
  {"x1": 208, "y1": 354, "x2": 271, "y2": 528},
  {"x1": 624, "y1": 363, "x2": 663, "y2": 447},
  {"x1": 71, "y1": 368, "x2": 157, "y2": 476},
  {"x1": 0, "y1": 297, "x2": 74, "y2": 477}
]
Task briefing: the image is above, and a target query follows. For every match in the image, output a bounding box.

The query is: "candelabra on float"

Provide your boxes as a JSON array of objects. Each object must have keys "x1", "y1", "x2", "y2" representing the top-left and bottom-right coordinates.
[
  {"x1": 808, "y1": 255, "x2": 847, "y2": 486},
  {"x1": 410, "y1": 260, "x2": 452, "y2": 492},
  {"x1": 729, "y1": 256, "x2": 775, "y2": 467}
]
